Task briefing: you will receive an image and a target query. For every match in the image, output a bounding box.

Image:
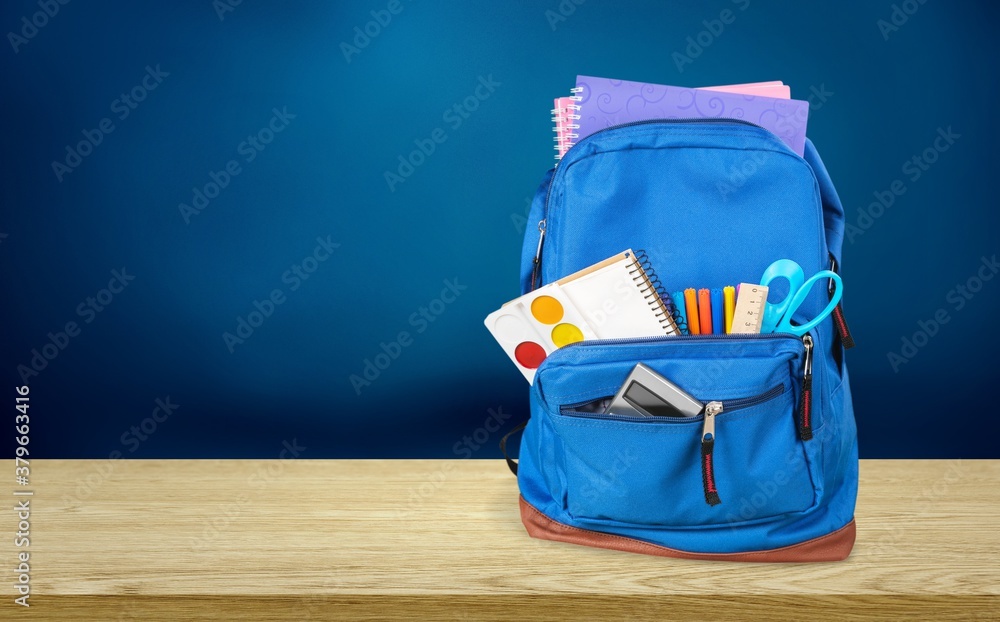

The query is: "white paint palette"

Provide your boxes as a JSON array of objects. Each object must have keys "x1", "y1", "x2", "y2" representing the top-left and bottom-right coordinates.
[{"x1": 484, "y1": 284, "x2": 595, "y2": 383}]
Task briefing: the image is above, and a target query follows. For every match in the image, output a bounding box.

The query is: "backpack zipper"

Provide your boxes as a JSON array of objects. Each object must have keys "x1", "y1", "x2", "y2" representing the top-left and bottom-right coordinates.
[
  {"x1": 797, "y1": 334, "x2": 814, "y2": 441},
  {"x1": 549, "y1": 332, "x2": 813, "y2": 505},
  {"x1": 530, "y1": 219, "x2": 546, "y2": 291},
  {"x1": 530, "y1": 118, "x2": 777, "y2": 291},
  {"x1": 539, "y1": 331, "x2": 801, "y2": 372},
  {"x1": 701, "y1": 401, "x2": 724, "y2": 506},
  {"x1": 552, "y1": 333, "x2": 814, "y2": 442},
  {"x1": 560, "y1": 384, "x2": 784, "y2": 508},
  {"x1": 559, "y1": 382, "x2": 785, "y2": 422}
]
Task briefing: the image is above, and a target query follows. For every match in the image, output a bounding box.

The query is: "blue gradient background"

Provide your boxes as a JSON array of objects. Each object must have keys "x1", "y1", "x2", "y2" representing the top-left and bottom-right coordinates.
[{"x1": 2, "y1": 1, "x2": 997, "y2": 459}]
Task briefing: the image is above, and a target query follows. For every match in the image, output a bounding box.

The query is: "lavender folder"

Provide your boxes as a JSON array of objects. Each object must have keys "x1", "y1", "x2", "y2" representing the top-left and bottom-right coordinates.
[{"x1": 575, "y1": 75, "x2": 809, "y2": 155}]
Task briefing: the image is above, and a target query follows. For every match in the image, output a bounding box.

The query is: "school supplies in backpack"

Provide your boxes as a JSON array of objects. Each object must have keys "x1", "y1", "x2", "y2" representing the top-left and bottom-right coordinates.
[
  {"x1": 501, "y1": 78, "x2": 857, "y2": 562},
  {"x1": 485, "y1": 250, "x2": 680, "y2": 382}
]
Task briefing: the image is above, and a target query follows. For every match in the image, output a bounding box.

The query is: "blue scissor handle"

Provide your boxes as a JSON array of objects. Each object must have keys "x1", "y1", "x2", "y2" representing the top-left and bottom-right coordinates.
[
  {"x1": 773, "y1": 271, "x2": 842, "y2": 336},
  {"x1": 760, "y1": 260, "x2": 843, "y2": 336},
  {"x1": 760, "y1": 260, "x2": 804, "y2": 334}
]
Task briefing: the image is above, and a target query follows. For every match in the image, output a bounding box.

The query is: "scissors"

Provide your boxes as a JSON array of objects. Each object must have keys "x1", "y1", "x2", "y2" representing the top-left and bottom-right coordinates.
[{"x1": 759, "y1": 259, "x2": 843, "y2": 336}]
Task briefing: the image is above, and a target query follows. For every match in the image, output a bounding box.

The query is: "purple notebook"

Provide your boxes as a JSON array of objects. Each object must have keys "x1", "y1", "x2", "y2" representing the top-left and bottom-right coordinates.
[{"x1": 574, "y1": 75, "x2": 809, "y2": 155}]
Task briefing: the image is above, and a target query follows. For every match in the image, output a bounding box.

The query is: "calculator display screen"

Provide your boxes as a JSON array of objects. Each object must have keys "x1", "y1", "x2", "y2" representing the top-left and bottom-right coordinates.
[{"x1": 623, "y1": 381, "x2": 687, "y2": 418}]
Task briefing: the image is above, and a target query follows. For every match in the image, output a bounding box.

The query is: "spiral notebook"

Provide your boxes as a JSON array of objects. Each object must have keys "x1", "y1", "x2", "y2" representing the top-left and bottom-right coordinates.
[
  {"x1": 485, "y1": 249, "x2": 679, "y2": 382},
  {"x1": 556, "y1": 250, "x2": 680, "y2": 339},
  {"x1": 552, "y1": 96, "x2": 580, "y2": 161}
]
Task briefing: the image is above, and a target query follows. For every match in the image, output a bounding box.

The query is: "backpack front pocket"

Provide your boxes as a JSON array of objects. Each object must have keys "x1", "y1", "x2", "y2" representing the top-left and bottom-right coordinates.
[{"x1": 532, "y1": 335, "x2": 817, "y2": 528}]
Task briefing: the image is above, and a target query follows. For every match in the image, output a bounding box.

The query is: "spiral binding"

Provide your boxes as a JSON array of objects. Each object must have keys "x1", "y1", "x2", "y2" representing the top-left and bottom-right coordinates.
[
  {"x1": 629, "y1": 250, "x2": 686, "y2": 336},
  {"x1": 552, "y1": 89, "x2": 582, "y2": 162}
]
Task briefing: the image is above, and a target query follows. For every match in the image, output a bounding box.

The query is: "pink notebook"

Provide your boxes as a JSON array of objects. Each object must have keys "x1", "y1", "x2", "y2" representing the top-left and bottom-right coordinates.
[
  {"x1": 552, "y1": 97, "x2": 579, "y2": 161},
  {"x1": 700, "y1": 81, "x2": 791, "y2": 99}
]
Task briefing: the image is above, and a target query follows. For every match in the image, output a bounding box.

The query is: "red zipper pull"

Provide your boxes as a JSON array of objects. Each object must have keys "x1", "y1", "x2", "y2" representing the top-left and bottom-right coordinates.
[
  {"x1": 701, "y1": 401, "x2": 723, "y2": 506},
  {"x1": 831, "y1": 303, "x2": 855, "y2": 349},
  {"x1": 798, "y1": 335, "x2": 814, "y2": 441},
  {"x1": 829, "y1": 256, "x2": 855, "y2": 349}
]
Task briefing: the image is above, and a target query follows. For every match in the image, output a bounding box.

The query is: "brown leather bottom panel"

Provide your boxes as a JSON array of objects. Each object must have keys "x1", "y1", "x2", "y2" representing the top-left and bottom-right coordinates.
[{"x1": 520, "y1": 496, "x2": 855, "y2": 562}]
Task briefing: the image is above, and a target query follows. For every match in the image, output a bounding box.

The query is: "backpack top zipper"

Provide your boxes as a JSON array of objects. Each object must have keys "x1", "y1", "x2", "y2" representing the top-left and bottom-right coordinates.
[{"x1": 532, "y1": 118, "x2": 802, "y2": 290}]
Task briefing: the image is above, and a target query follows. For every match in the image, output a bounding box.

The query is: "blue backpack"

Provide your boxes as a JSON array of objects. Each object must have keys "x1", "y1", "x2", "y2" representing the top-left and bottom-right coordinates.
[{"x1": 506, "y1": 120, "x2": 858, "y2": 562}]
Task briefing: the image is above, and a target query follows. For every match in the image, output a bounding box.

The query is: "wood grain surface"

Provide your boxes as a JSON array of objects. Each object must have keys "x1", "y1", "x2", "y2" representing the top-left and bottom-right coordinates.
[{"x1": 3, "y1": 459, "x2": 997, "y2": 620}]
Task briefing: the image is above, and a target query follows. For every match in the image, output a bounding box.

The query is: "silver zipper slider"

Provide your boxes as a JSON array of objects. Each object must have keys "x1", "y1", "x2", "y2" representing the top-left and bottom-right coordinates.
[
  {"x1": 534, "y1": 219, "x2": 546, "y2": 259},
  {"x1": 530, "y1": 220, "x2": 546, "y2": 291},
  {"x1": 798, "y1": 334, "x2": 815, "y2": 441},
  {"x1": 701, "y1": 401, "x2": 724, "y2": 506},
  {"x1": 803, "y1": 334, "x2": 814, "y2": 379},
  {"x1": 703, "y1": 401, "x2": 723, "y2": 441}
]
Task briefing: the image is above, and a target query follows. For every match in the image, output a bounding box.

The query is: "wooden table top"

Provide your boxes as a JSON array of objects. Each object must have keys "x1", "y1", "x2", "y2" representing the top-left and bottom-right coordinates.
[{"x1": 4, "y1": 459, "x2": 997, "y2": 620}]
